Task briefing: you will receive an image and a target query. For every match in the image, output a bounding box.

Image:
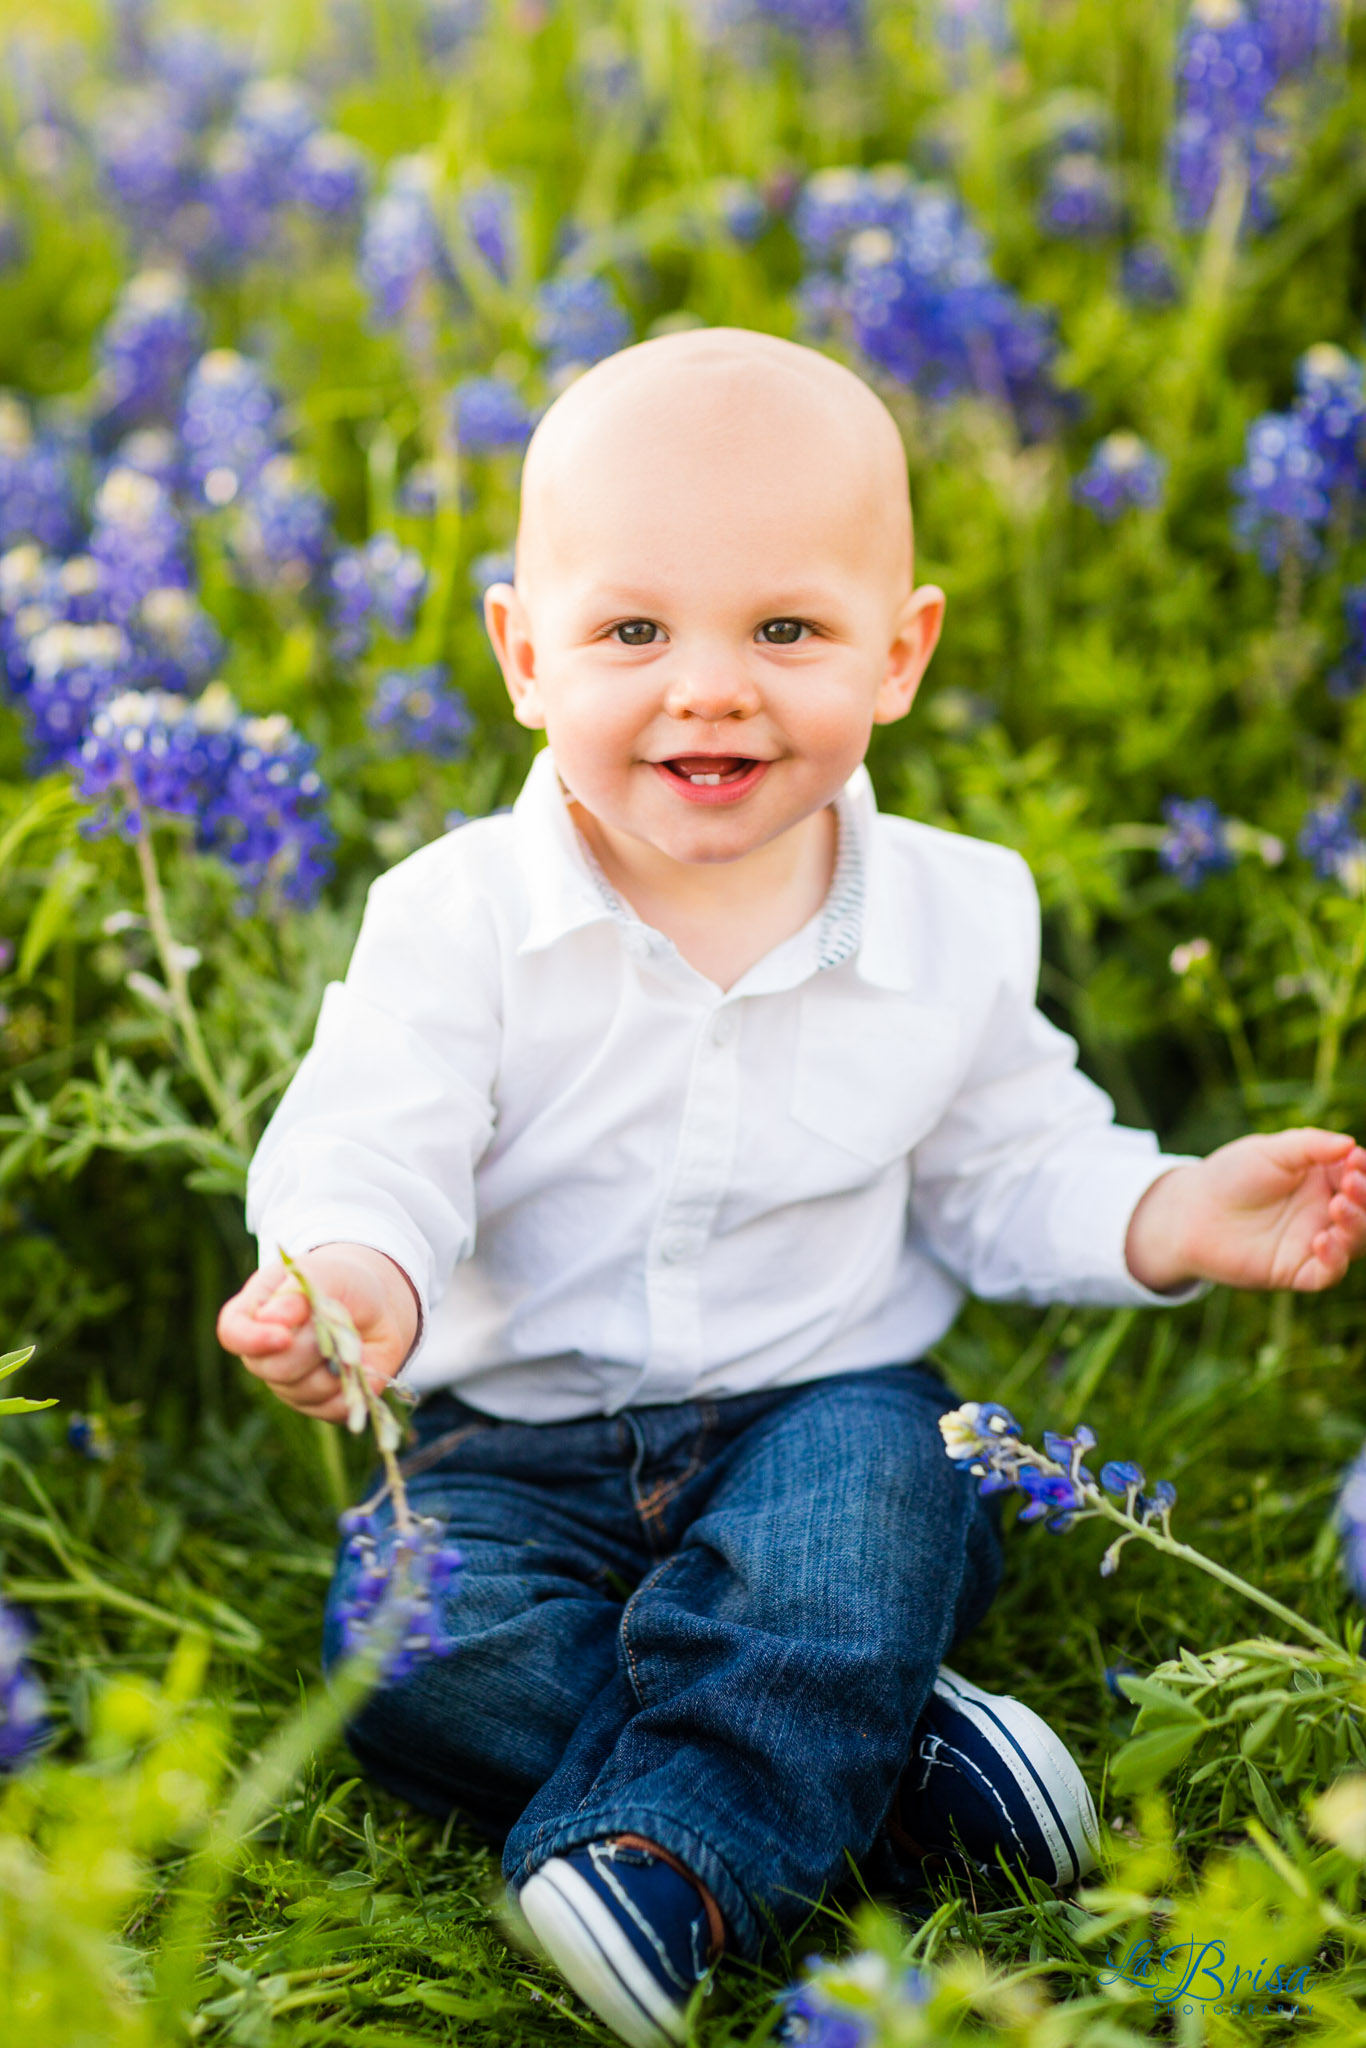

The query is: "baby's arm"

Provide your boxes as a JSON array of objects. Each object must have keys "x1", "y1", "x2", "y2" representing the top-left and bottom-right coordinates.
[
  {"x1": 1123, "y1": 1129, "x2": 1366, "y2": 1294},
  {"x1": 217, "y1": 1243, "x2": 419, "y2": 1424}
]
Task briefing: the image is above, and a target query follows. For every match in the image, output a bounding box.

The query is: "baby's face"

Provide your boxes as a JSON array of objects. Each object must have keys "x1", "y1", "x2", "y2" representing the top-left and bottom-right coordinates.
[{"x1": 486, "y1": 332, "x2": 943, "y2": 871}]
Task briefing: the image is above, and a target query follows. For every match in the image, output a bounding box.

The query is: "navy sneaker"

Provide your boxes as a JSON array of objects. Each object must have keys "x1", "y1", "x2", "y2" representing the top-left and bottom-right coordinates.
[
  {"x1": 892, "y1": 1667, "x2": 1099, "y2": 1888},
  {"x1": 517, "y1": 1837, "x2": 721, "y2": 2048}
]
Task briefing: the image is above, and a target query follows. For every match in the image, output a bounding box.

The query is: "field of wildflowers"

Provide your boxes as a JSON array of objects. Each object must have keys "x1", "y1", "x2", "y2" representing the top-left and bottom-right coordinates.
[{"x1": 4, "y1": 0, "x2": 1366, "y2": 2040}]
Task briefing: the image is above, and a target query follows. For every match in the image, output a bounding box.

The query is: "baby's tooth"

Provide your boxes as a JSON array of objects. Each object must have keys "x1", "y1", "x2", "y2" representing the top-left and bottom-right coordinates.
[{"x1": 689, "y1": 772, "x2": 721, "y2": 785}]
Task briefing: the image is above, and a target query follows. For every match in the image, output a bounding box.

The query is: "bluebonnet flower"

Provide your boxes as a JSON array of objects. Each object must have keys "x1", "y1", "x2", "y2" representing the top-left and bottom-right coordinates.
[
  {"x1": 935, "y1": 0, "x2": 1014, "y2": 61},
  {"x1": 181, "y1": 350, "x2": 281, "y2": 507},
  {"x1": 1074, "y1": 432, "x2": 1166, "y2": 519},
  {"x1": 93, "y1": 87, "x2": 197, "y2": 239},
  {"x1": 234, "y1": 76, "x2": 319, "y2": 175},
  {"x1": 448, "y1": 376, "x2": 534, "y2": 453},
  {"x1": 0, "y1": 396, "x2": 82, "y2": 553},
  {"x1": 1298, "y1": 787, "x2": 1362, "y2": 882},
  {"x1": 1043, "y1": 1426, "x2": 1097, "y2": 1484},
  {"x1": 0, "y1": 1604, "x2": 47, "y2": 1771},
  {"x1": 0, "y1": 202, "x2": 24, "y2": 272},
  {"x1": 110, "y1": 427, "x2": 183, "y2": 492},
  {"x1": 778, "y1": 1949, "x2": 928, "y2": 2046},
  {"x1": 1329, "y1": 584, "x2": 1366, "y2": 700},
  {"x1": 738, "y1": 0, "x2": 866, "y2": 40},
  {"x1": 368, "y1": 665, "x2": 473, "y2": 758},
  {"x1": 78, "y1": 685, "x2": 334, "y2": 904},
  {"x1": 329, "y1": 535, "x2": 428, "y2": 658},
  {"x1": 147, "y1": 23, "x2": 249, "y2": 125},
  {"x1": 334, "y1": 1508, "x2": 463, "y2": 1681},
  {"x1": 201, "y1": 77, "x2": 321, "y2": 260},
  {"x1": 1254, "y1": 0, "x2": 1336, "y2": 75},
  {"x1": 67, "y1": 1412, "x2": 113, "y2": 1461},
  {"x1": 1100, "y1": 1460, "x2": 1146, "y2": 1497},
  {"x1": 533, "y1": 276, "x2": 633, "y2": 371},
  {"x1": 791, "y1": 165, "x2": 914, "y2": 266},
  {"x1": 359, "y1": 154, "x2": 454, "y2": 327},
  {"x1": 89, "y1": 468, "x2": 192, "y2": 619},
  {"x1": 794, "y1": 271, "x2": 847, "y2": 343},
  {"x1": 842, "y1": 192, "x2": 1061, "y2": 433},
  {"x1": 460, "y1": 178, "x2": 516, "y2": 278},
  {"x1": 1294, "y1": 344, "x2": 1366, "y2": 496},
  {"x1": 1169, "y1": 1, "x2": 1277, "y2": 232},
  {"x1": 235, "y1": 456, "x2": 335, "y2": 594},
  {"x1": 1159, "y1": 796, "x2": 1234, "y2": 887},
  {"x1": 1019, "y1": 1469, "x2": 1083, "y2": 1530},
  {"x1": 1338, "y1": 1442, "x2": 1366, "y2": 1603},
  {"x1": 397, "y1": 462, "x2": 442, "y2": 516},
  {"x1": 1231, "y1": 412, "x2": 1328, "y2": 567},
  {"x1": 95, "y1": 269, "x2": 205, "y2": 433},
  {"x1": 1039, "y1": 154, "x2": 1121, "y2": 239},
  {"x1": 203, "y1": 706, "x2": 334, "y2": 903},
  {"x1": 287, "y1": 130, "x2": 370, "y2": 218},
  {"x1": 470, "y1": 548, "x2": 515, "y2": 599},
  {"x1": 132, "y1": 586, "x2": 223, "y2": 691},
  {"x1": 1120, "y1": 239, "x2": 1181, "y2": 306},
  {"x1": 20, "y1": 621, "x2": 137, "y2": 766},
  {"x1": 712, "y1": 177, "x2": 767, "y2": 243}
]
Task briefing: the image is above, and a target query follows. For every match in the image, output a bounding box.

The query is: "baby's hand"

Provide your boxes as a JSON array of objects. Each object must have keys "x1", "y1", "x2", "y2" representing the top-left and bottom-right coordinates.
[
  {"x1": 1125, "y1": 1128, "x2": 1366, "y2": 1295},
  {"x1": 216, "y1": 1243, "x2": 420, "y2": 1423}
]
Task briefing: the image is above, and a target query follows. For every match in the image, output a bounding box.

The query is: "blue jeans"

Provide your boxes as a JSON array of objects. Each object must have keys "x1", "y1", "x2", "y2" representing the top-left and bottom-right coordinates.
[{"x1": 322, "y1": 1361, "x2": 1001, "y2": 1961}]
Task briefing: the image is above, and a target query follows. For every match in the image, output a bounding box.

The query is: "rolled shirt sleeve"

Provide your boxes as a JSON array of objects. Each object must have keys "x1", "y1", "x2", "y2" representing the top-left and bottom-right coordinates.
[
  {"x1": 246, "y1": 840, "x2": 502, "y2": 1330},
  {"x1": 908, "y1": 851, "x2": 1207, "y2": 1309}
]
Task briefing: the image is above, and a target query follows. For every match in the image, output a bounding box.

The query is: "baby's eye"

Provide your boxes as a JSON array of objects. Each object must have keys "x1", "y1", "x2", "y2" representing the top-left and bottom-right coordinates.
[
  {"x1": 613, "y1": 620, "x2": 661, "y2": 646},
  {"x1": 758, "y1": 618, "x2": 808, "y2": 645}
]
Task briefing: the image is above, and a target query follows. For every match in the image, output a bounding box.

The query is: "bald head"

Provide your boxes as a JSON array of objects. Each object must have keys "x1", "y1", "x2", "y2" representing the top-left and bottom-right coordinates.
[{"x1": 515, "y1": 327, "x2": 913, "y2": 608}]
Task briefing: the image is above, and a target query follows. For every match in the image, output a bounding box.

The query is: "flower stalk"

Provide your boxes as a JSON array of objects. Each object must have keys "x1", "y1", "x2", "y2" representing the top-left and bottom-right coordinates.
[{"x1": 129, "y1": 805, "x2": 234, "y2": 1132}]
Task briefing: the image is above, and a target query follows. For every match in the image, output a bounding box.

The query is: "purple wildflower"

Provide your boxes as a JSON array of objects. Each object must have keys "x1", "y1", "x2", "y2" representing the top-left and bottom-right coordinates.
[
  {"x1": 0, "y1": 397, "x2": 82, "y2": 554},
  {"x1": 1018, "y1": 1469, "x2": 1084, "y2": 1529},
  {"x1": 335, "y1": 1510, "x2": 464, "y2": 1681},
  {"x1": 89, "y1": 468, "x2": 193, "y2": 620},
  {"x1": 533, "y1": 276, "x2": 633, "y2": 370},
  {"x1": 96, "y1": 269, "x2": 205, "y2": 432},
  {"x1": 714, "y1": 178, "x2": 766, "y2": 243},
  {"x1": 1120, "y1": 240, "x2": 1180, "y2": 305},
  {"x1": 1294, "y1": 344, "x2": 1366, "y2": 496},
  {"x1": 329, "y1": 535, "x2": 428, "y2": 658},
  {"x1": 109, "y1": 427, "x2": 183, "y2": 493},
  {"x1": 131, "y1": 586, "x2": 223, "y2": 691},
  {"x1": 1254, "y1": 0, "x2": 1336, "y2": 74},
  {"x1": 0, "y1": 1605, "x2": 47, "y2": 1771},
  {"x1": 67, "y1": 1412, "x2": 114, "y2": 1461},
  {"x1": 287, "y1": 130, "x2": 370, "y2": 218},
  {"x1": 739, "y1": 0, "x2": 866, "y2": 36},
  {"x1": 460, "y1": 178, "x2": 516, "y2": 278},
  {"x1": 1159, "y1": 797, "x2": 1234, "y2": 887},
  {"x1": 448, "y1": 377, "x2": 534, "y2": 453},
  {"x1": 359, "y1": 155, "x2": 454, "y2": 328},
  {"x1": 1074, "y1": 432, "x2": 1166, "y2": 518},
  {"x1": 777, "y1": 1951, "x2": 928, "y2": 2045},
  {"x1": 1100, "y1": 1460, "x2": 1146, "y2": 1496},
  {"x1": 1298, "y1": 788, "x2": 1362, "y2": 882},
  {"x1": 1231, "y1": 412, "x2": 1328, "y2": 567},
  {"x1": 935, "y1": 0, "x2": 1014, "y2": 61},
  {"x1": 368, "y1": 665, "x2": 473, "y2": 758},
  {"x1": 234, "y1": 457, "x2": 335, "y2": 594},
  {"x1": 203, "y1": 707, "x2": 334, "y2": 903},
  {"x1": 93, "y1": 87, "x2": 197, "y2": 238},
  {"x1": 181, "y1": 350, "x2": 281, "y2": 507},
  {"x1": 1329, "y1": 584, "x2": 1366, "y2": 700},
  {"x1": 470, "y1": 548, "x2": 515, "y2": 599},
  {"x1": 148, "y1": 23, "x2": 249, "y2": 124},
  {"x1": 20, "y1": 621, "x2": 137, "y2": 766},
  {"x1": 1039, "y1": 154, "x2": 1121, "y2": 239},
  {"x1": 792, "y1": 165, "x2": 915, "y2": 266},
  {"x1": 1338, "y1": 1443, "x2": 1366, "y2": 1602}
]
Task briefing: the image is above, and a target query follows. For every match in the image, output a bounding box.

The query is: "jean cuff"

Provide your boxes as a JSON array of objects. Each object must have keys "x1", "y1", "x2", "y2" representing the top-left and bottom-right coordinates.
[{"x1": 506, "y1": 1807, "x2": 765, "y2": 1961}]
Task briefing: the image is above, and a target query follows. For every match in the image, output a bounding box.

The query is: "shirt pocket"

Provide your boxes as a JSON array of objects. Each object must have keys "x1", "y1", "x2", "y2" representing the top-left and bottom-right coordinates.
[{"x1": 790, "y1": 991, "x2": 961, "y2": 1167}]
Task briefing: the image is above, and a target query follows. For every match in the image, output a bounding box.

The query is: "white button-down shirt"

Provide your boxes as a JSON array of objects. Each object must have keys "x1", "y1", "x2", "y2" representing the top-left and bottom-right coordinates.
[{"x1": 247, "y1": 747, "x2": 1198, "y2": 1420}]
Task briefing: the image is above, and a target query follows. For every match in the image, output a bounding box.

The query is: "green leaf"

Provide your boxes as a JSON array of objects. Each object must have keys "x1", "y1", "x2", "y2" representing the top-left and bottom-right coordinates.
[
  {"x1": 1245, "y1": 1761, "x2": 1282, "y2": 1829},
  {"x1": 1110, "y1": 1721, "x2": 1205, "y2": 1795},
  {"x1": 0, "y1": 1346, "x2": 35, "y2": 1380},
  {"x1": 17, "y1": 852, "x2": 95, "y2": 983},
  {"x1": 1117, "y1": 1676, "x2": 1208, "y2": 1725},
  {"x1": 0, "y1": 1396, "x2": 57, "y2": 1415},
  {"x1": 1240, "y1": 1702, "x2": 1285, "y2": 1759}
]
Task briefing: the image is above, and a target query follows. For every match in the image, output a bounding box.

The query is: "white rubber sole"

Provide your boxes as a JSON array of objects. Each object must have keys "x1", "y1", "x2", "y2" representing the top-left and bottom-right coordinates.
[
  {"x1": 519, "y1": 1857, "x2": 687, "y2": 2048},
  {"x1": 934, "y1": 1667, "x2": 1100, "y2": 1886}
]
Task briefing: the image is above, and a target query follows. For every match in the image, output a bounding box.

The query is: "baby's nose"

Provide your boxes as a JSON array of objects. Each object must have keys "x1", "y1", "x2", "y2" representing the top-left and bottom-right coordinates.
[{"x1": 663, "y1": 667, "x2": 760, "y2": 720}]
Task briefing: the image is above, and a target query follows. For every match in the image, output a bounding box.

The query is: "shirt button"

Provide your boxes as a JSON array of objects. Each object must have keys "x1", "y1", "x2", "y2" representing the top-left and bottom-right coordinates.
[
  {"x1": 661, "y1": 1232, "x2": 691, "y2": 1263},
  {"x1": 711, "y1": 1012, "x2": 734, "y2": 1046}
]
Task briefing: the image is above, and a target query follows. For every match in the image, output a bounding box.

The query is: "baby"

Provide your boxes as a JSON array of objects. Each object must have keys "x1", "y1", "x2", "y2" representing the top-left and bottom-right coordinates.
[{"x1": 219, "y1": 329, "x2": 1366, "y2": 2048}]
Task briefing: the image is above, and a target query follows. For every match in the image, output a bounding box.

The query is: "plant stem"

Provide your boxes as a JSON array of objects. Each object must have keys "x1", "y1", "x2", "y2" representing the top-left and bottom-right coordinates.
[
  {"x1": 1088, "y1": 1492, "x2": 1342, "y2": 1658},
  {"x1": 131, "y1": 818, "x2": 235, "y2": 1131}
]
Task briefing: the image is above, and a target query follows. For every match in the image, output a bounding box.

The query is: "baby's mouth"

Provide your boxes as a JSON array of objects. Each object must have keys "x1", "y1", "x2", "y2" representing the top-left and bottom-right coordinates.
[{"x1": 659, "y1": 754, "x2": 758, "y2": 787}]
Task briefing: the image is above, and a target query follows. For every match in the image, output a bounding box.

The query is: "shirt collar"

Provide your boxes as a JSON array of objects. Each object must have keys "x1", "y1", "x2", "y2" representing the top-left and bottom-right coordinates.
[{"x1": 513, "y1": 744, "x2": 914, "y2": 992}]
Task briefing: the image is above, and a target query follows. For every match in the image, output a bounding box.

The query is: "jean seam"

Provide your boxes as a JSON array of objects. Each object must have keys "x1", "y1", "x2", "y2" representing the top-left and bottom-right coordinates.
[
  {"x1": 398, "y1": 1421, "x2": 492, "y2": 1480},
  {"x1": 631, "y1": 1400, "x2": 719, "y2": 1539},
  {"x1": 616, "y1": 1550, "x2": 683, "y2": 1712}
]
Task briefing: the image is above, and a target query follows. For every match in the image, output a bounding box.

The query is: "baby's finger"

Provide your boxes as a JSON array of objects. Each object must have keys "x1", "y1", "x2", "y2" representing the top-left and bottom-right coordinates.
[
  {"x1": 1293, "y1": 1230, "x2": 1350, "y2": 1291},
  {"x1": 238, "y1": 1328, "x2": 324, "y2": 1388}
]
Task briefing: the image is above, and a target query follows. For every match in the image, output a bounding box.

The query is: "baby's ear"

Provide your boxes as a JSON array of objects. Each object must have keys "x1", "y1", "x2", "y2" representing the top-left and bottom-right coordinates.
[
  {"x1": 484, "y1": 583, "x2": 546, "y2": 728},
  {"x1": 874, "y1": 582, "x2": 946, "y2": 725}
]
